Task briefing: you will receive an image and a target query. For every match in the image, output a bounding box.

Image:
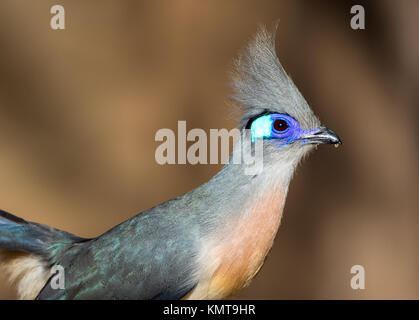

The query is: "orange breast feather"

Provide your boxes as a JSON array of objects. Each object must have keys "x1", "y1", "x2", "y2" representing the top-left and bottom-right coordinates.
[{"x1": 185, "y1": 187, "x2": 286, "y2": 299}]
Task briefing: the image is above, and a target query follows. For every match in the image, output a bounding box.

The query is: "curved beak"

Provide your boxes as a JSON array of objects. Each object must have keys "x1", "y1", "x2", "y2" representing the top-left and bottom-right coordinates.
[{"x1": 300, "y1": 127, "x2": 342, "y2": 145}]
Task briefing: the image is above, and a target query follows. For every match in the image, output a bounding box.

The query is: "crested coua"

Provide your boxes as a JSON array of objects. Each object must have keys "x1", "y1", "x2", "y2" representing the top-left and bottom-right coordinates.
[{"x1": 0, "y1": 26, "x2": 341, "y2": 300}]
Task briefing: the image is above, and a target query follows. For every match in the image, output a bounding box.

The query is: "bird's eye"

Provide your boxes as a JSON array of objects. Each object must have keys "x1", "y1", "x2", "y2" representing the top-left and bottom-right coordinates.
[{"x1": 273, "y1": 119, "x2": 289, "y2": 133}]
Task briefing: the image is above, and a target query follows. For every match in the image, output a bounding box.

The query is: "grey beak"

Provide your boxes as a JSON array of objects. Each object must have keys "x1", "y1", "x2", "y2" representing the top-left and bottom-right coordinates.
[{"x1": 301, "y1": 127, "x2": 342, "y2": 145}]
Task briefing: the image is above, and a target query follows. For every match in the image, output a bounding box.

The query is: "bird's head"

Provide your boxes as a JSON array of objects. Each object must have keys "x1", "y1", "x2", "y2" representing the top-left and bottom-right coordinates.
[{"x1": 231, "y1": 25, "x2": 341, "y2": 170}]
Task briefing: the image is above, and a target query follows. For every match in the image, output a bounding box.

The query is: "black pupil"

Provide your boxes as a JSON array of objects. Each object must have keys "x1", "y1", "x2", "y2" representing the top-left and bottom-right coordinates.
[{"x1": 273, "y1": 119, "x2": 288, "y2": 132}]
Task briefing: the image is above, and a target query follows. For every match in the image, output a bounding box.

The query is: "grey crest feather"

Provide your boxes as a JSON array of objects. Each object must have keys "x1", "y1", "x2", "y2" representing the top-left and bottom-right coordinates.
[{"x1": 231, "y1": 24, "x2": 320, "y2": 129}]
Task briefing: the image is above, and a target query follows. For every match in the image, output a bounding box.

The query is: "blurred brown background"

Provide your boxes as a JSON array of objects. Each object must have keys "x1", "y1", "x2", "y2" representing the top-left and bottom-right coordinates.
[{"x1": 0, "y1": 0, "x2": 418, "y2": 299}]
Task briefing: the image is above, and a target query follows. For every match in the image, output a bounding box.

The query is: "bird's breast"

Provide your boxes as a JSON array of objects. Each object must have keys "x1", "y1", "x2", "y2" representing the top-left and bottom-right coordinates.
[{"x1": 184, "y1": 186, "x2": 287, "y2": 299}]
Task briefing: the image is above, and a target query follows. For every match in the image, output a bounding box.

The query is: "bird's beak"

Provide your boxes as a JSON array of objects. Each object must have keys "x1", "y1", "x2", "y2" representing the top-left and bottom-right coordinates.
[{"x1": 300, "y1": 127, "x2": 342, "y2": 145}]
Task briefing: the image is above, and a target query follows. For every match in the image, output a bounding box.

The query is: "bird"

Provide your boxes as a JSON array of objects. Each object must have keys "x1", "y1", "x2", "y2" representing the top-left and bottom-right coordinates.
[{"x1": 0, "y1": 25, "x2": 341, "y2": 300}]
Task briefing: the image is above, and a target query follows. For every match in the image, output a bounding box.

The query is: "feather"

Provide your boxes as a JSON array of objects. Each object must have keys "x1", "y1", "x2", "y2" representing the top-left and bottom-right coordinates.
[
  {"x1": 231, "y1": 24, "x2": 320, "y2": 129},
  {"x1": 0, "y1": 250, "x2": 49, "y2": 300}
]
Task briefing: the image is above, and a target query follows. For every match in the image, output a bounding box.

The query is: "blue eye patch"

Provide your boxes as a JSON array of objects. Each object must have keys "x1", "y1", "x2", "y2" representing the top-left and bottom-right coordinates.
[{"x1": 250, "y1": 113, "x2": 313, "y2": 146}]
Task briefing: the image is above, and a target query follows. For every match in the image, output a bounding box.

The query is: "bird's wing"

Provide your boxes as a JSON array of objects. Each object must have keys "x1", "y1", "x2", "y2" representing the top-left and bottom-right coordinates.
[{"x1": 36, "y1": 210, "x2": 200, "y2": 300}]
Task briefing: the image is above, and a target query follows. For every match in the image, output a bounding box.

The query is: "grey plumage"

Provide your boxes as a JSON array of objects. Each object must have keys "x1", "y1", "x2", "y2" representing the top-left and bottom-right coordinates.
[
  {"x1": 232, "y1": 25, "x2": 320, "y2": 129},
  {"x1": 0, "y1": 25, "x2": 340, "y2": 300}
]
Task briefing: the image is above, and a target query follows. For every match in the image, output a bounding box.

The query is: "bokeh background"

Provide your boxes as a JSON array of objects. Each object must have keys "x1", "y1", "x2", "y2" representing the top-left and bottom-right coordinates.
[{"x1": 0, "y1": 0, "x2": 418, "y2": 299}]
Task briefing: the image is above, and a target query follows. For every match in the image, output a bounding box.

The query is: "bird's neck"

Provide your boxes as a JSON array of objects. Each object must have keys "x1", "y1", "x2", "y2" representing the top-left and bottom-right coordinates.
[
  {"x1": 202, "y1": 144, "x2": 300, "y2": 221},
  {"x1": 187, "y1": 155, "x2": 298, "y2": 299}
]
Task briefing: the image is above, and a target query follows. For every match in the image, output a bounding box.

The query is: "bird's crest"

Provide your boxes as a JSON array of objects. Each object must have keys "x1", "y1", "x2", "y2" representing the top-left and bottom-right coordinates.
[{"x1": 231, "y1": 24, "x2": 320, "y2": 130}]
